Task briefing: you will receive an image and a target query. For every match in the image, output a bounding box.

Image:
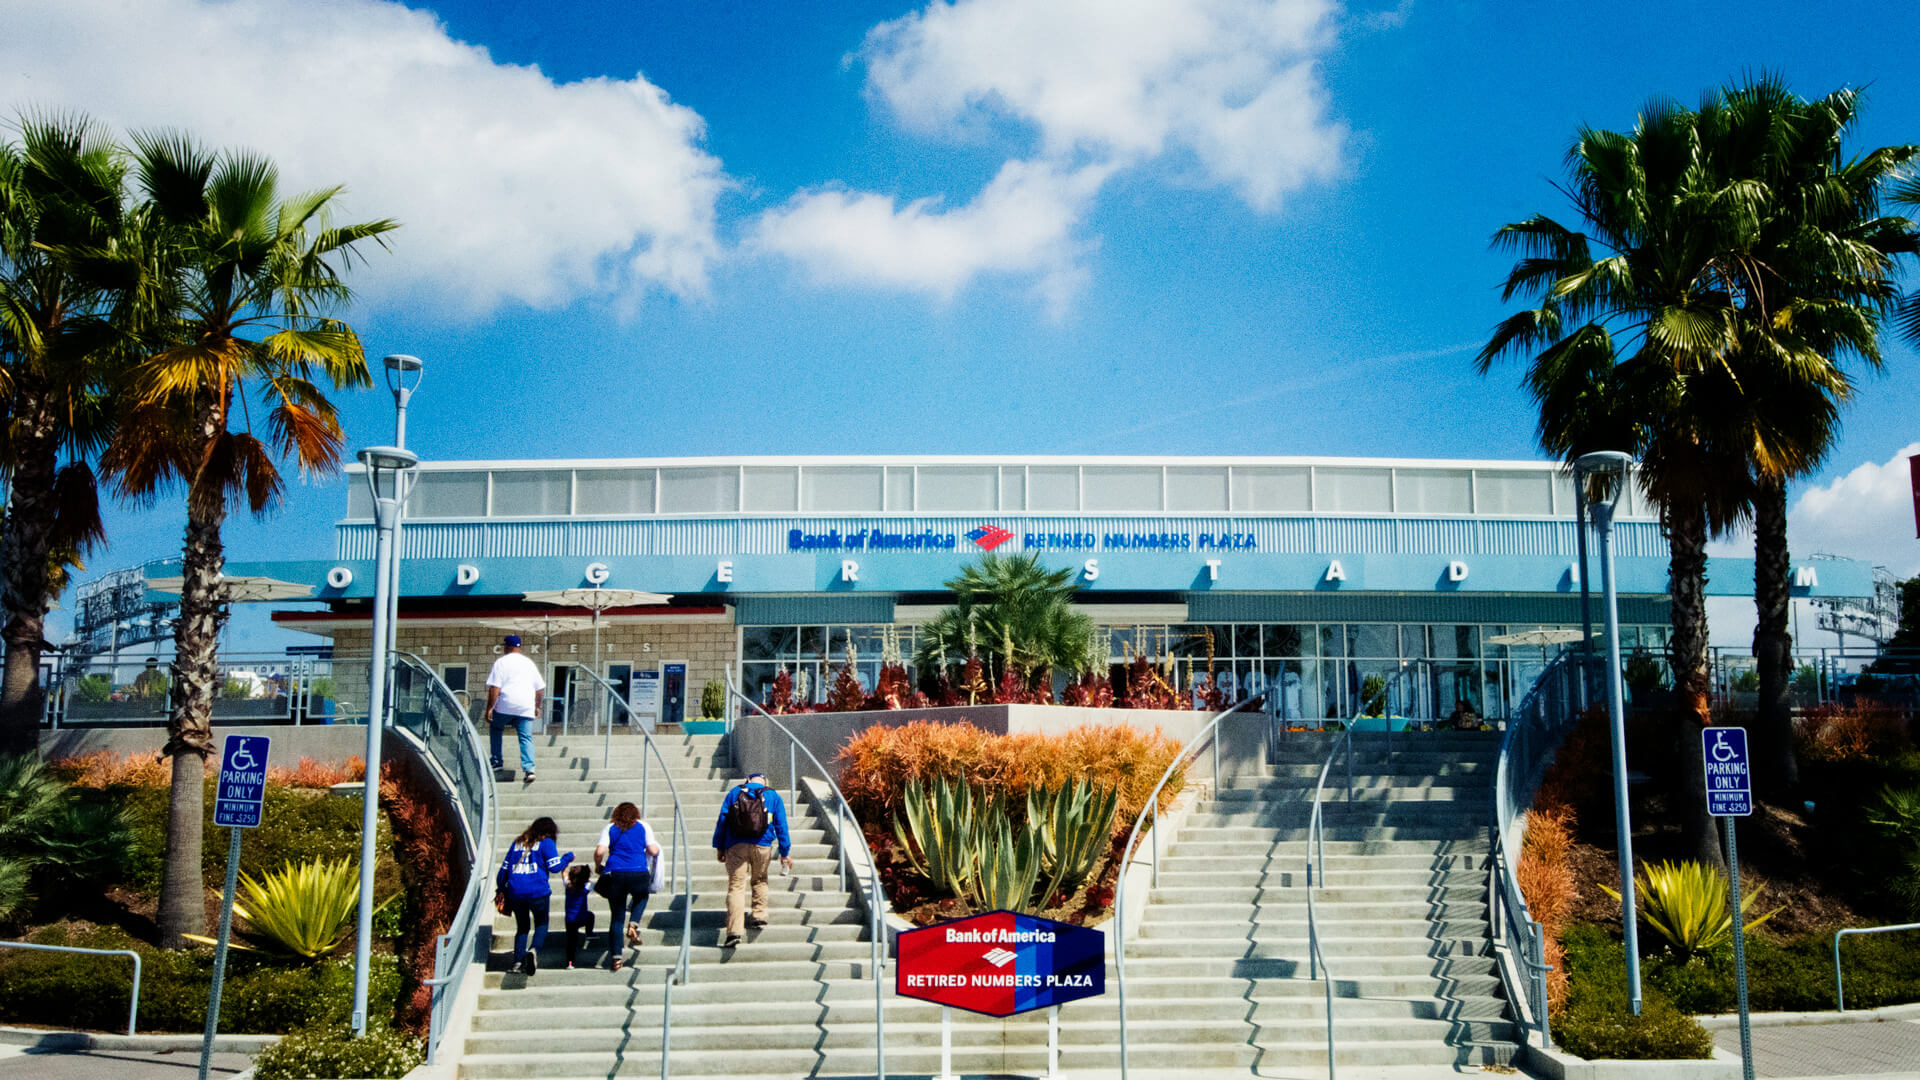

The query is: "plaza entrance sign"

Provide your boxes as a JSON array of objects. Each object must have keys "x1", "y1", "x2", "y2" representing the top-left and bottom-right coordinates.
[{"x1": 896, "y1": 910, "x2": 1104, "y2": 1017}]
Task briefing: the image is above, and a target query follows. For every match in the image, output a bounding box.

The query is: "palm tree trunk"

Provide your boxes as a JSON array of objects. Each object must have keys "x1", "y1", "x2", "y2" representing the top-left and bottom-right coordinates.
[
  {"x1": 155, "y1": 488, "x2": 227, "y2": 947},
  {"x1": 1752, "y1": 475, "x2": 1798, "y2": 791},
  {"x1": 1667, "y1": 501, "x2": 1724, "y2": 869},
  {"x1": 0, "y1": 393, "x2": 62, "y2": 755}
]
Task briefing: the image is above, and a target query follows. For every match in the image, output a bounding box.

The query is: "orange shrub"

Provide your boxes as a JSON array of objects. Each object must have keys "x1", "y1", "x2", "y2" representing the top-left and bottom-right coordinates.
[
  {"x1": 1517, "y1": 805, "x2": 1578, "y2": 1012},
  {"x1": 1796, "y1": 704, "x2": 1911, "y2": 763},
  {"x1": 837, "y1": 720, "x2": 1184, "y2": 827},
  {"x1": 48, "y1": 750, "x2": 170, "y2": 788},
  {"x1": 269, "y1": 756, "x2": 366, "y2": 789}
]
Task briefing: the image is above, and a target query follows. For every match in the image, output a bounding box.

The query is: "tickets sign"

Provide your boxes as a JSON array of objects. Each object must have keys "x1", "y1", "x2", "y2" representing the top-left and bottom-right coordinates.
[{"x1": 895, "y1": 910, "x2": 1104, "y2": 1017}]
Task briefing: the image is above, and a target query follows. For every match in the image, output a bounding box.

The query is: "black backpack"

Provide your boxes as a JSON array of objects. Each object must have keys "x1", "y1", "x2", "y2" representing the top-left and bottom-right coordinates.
[{"x1": 726, "y1": 785, "x2": 770, "y2": 839}]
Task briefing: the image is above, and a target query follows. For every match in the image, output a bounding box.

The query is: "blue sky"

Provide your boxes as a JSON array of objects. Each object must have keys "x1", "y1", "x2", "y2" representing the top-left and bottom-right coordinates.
[{"x1": 6, "y1": 0, "x2": 1918, "y2": 646}]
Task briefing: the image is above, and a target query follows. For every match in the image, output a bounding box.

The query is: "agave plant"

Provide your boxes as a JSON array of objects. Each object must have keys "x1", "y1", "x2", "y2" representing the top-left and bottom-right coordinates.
[
  {"x1": 1030, "y1": 779, "x2": 1118, "y2": 905},
  {"x1": 967, "y1": 804, "x2": 1043, "y2": 912},
  {"x1": 1600, "y1": 860, "x2": 1781, "y2": 956},
  {"x1": 233, "y1": 856, "x2": 378, "y2": 959},
  {"x1": 893, "y1": 777, "x2": 980, "y2": 898}
]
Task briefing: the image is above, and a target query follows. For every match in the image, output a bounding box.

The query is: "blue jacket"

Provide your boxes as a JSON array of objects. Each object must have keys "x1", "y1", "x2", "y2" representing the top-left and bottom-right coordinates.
[
  {"x1": 712, "y1": 781, "x2": 790, "y2": 857},
  {"x1": 564, "y1": 883, "x2": 591, "y2": 925},
  {"x1": 497, "y1": 837, "x2": 572, "y2": 901}
]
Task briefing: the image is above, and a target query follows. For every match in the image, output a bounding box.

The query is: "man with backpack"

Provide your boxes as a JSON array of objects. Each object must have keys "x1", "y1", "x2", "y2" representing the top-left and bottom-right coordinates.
[{"x1": 712, "y1": 771, "x2": 791, "y2": 947}]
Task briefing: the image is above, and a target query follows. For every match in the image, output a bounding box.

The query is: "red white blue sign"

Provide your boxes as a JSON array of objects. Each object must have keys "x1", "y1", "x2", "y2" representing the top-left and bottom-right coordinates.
[{"x1": 896, "y1": 910, "x2": 1104, "y2": 1017}]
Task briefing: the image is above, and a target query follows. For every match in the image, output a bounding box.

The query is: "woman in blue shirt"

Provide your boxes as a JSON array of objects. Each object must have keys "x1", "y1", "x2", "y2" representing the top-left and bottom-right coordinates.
[
  {"x1": 594, "y1": 801, "x2": 660, "y2": 972},
  {"x1": 496, "y1": 816, "x2": 573, "y2": 975}
]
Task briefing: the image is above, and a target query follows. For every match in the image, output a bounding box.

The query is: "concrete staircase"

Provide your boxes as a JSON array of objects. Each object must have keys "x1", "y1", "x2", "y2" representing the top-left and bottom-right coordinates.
[
  {"x1": 1121, "y1": 730, "x2": 1520, "y2": 1070},
  {"x1": 456, "y1": 727, "x2": 1520, "y2": 1077}
]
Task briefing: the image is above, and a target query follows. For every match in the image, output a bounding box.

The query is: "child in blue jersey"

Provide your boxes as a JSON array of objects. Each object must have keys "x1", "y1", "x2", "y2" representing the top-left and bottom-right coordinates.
[
  {"x1": 562, "y1": 864, "x2": 595, "y2": 969},
  {"x1": 495, "y1": 816, "x2": 573, "y2": 975}
]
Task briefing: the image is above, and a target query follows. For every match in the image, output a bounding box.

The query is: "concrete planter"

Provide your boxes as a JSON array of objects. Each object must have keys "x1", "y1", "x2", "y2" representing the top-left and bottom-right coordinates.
[{"x1": 1528, "y1": 1045, "x2": 1743, "y2": 1080}]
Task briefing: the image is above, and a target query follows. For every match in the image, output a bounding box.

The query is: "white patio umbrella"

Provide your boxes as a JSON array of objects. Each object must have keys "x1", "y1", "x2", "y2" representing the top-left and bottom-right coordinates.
[
  {"x1": 522, "y1": 587, "x2": 669, "y2": 745},
  {"x1": 1485, "y1": 627, "x2": 1592, "y2": 648},
  {"x1": 144, "y1": 574, "x2": 315, "y2": 603}
]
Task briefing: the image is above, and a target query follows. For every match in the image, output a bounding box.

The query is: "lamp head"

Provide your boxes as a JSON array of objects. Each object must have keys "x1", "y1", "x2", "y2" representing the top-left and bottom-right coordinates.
[
  {"x1": 357, "y1": 446, "x2": 419, "y2": 474},
  {"x1": 1574, "y1": 450, "x2": 1636, "y2": 512},
  {"x1": 382, "y1": 354, "x2": 423, "y2": 393}
]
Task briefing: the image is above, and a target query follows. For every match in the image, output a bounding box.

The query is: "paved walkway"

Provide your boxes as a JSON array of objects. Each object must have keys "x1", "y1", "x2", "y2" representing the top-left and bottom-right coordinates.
[
  {"x1": 0, "y1": 1046, "x2": 250, "y2": 1079},
  {"x1": 1714, "y1": 1016, "x2": 1920, "y2": 1078}
]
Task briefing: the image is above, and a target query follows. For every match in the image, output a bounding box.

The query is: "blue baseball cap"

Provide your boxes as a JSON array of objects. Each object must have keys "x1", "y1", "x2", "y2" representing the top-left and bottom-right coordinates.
[{"x1": 503, "y1": 634, "x2": 522, "y2": 647}]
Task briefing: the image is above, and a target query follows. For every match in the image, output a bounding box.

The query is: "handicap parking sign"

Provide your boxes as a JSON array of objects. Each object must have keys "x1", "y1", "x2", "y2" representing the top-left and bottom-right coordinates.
[
  {"x1": 214, "y1": 735, "x2": 271, "y2": 828},
  {"x1": 1702, "y1": 727, "x2": 1752, "y2": 817}
]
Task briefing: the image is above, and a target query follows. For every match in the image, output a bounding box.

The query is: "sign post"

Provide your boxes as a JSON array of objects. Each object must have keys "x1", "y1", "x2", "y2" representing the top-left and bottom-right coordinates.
[
  {"x1": 1703, "y1": 727, "x2": 1753, "y2": 1080},
  {"x1": 203, "y1": 734, "x2": 270, "y2": 1080}
]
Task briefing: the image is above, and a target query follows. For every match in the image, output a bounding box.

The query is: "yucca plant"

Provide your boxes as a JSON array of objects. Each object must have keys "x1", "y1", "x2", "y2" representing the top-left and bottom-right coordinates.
[
  {"x1": 1600, "y1": 860, "x2": 1781, "y2": 956},
  {"x1": 893, "y1": 777, "x2": 980, "y2": 898},
  {"x1": 968, "y1": 805, "x2": 1043, "y2": 912},
  {"x1": 233, "y1": 856, "x2": 376, "y2": 959},
  {"x1": 1030, "y1": 779, "x2": 1118, "y2": 904}
]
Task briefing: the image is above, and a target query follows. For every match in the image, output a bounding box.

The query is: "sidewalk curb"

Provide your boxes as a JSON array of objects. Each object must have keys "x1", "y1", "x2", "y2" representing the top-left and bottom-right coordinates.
[
  {"x1": 0, "y1": 1025, "x2": 277, "y2": 1053},
  {"x1": 1694, "y1": 1001, "x2": 1920, "y2": 1031}
]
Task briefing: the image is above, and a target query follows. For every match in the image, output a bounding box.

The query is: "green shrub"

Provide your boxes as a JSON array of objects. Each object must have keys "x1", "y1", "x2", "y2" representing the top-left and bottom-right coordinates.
[
  {"x1": 0, "y1": 925, "x2": 400, "y2": 1034},
  {"x1": 119, "y1": 782, "x2": 392, "y2": 898},
  {"x1": 0, "y1": 857, "x2": 30, "y2": 922},
  {"x1": 251, "y1": 1023, "x2": 423, "y2": 1080},
  {"x1": 1559, "y1": 925, "x2": 1714, "y2": 1060},
  {"x1": 75, "y1": 675, "x2": 113, "y2": 704},
  {"x1": 699, "y1": 679, "x2": 724, "y2": 719}
]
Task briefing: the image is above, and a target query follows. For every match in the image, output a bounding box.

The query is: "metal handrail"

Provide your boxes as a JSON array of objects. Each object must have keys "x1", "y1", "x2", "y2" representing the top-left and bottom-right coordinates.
[
  {"x1": 0, "y1": 941, "x2": 142, "y2": 1035},
  {"x1": 1834, "y1": 922, "x2": 1920, "y2": 1011},
  {"x1": 1114, "y1": 695, "x2": 1267, "y2": 1080},
  {"x1": 571, "y1": 666, "x2": 695, "y2": 987},
  {"x1": 1305, "y1": 724, "x2": 1353, "y2": 1080},
  {"x1": 392, "y1": 653, "x2": 497, "y2": 1065},
  {"x1": 725, "y1": 675, "x2": 889, "y2": 1080}
]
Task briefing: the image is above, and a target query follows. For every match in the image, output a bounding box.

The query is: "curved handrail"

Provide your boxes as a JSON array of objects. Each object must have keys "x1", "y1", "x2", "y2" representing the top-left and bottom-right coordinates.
[
  {"x1": 391, "y1": 653, "x2": 496, "y2": 1065},
  {"x1": 1834, "y1": 922, "x2": 1920, "y2": 1011},
  {"x1": 1305, "y1": 724, "x2": 1354, "y2": 1080},
  {"x1": 725, "y1": 675, "x2": 889, "y2": 1080},
  {"x1": 1113, "y1": 694, "x2": 1267, "y2": 1080},
  {"x1": 571, "y1": 666, "x2": 695, "y2": 987},
  {"x1": 1487, "y1": 649, "x2": 1594, "y2": 1046}
]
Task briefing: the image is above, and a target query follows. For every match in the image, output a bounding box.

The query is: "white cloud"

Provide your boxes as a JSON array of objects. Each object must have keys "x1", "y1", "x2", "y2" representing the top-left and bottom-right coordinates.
[
  {"x1": 756, "y1": 0, "x2": 1346, "y2": 300},
  {"x1": 1706, "y1": 442, "x2": 1920, "y2": 576},
  {"x1": 751, "y1": 159, "x2": 1110, "y2": 308},
  {"x1": 0, "y1": 0, "x2": 727, "y2": 312}
]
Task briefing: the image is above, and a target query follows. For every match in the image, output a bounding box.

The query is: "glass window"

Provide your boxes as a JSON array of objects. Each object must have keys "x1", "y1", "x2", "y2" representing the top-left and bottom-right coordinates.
[
  {"x1": 1314, "y1": 467, "x2": 1393, "y2": 513},
  {"x1": 797, "y1": 626, "x2": 826, "y2": 659},
  {"x1": 575, "y1": 468, "x2": 655, "y2": 515},
  {"x1": 1263, "y1": 624, "x2": 1308, "y2": 657},
  {"x1": 1000, "y1": 468, "x2": 1026, "y2": 512},
  {"x1": 490, "y1": 470, "x2": 571, "y2": 517},
  {"x1": 1233, "y1": 625, "x2": 1260, "y2": 658},
  {"x1": 1083, "y1": 466, "x2": 1162, "y2": 512},
  {"x1": 659, "y1": 467, "x2": 739, "y2": 513},
  {"x1": 916, "y1": 467, "x2": 998, "y2": 512},
  {"x1": 1028, "y1": 467, "x2": 1079, "y2": 512},
  {"x1": 802, "y1": 467, "x2": 882, "y2": 513},
  {"x1": 1395, "y1": 469, "x2": 1472, "y2": 514},
  {"x1": 1552, "y1": 474, "x2": 1578, "y2": 516},
  {"x1": 1167, "y1": 467, "x2": 1229, "y2": 512},
  {"x1": 1347, "y1": 624, "x2": 1399, "y2": 658},
  {"x1": 407, "y1": 471, "x2": 488, "y2": 518},
  {"x1": 1318, "y1": 625, "x2": 1346, "y2": 658},
  {"x1": 440, "y1": 664, "x2": 468, "y2": 693},
  {"x1": 886, "y1": 468, "x2": 914, "y2": 512},
  {"x1": 346, "y1": 481, "x2": 373, "y2": 520},
  {"x1": 743, "y1": 467, "x2": 798, "y2": 513},
  {"x1": 741, "y1": 627, "x2": 796, "y2": 661},
  {"x1": 1231, "y1": 467, "x2": 1310, "y2": 512},
  {"x1": 1475, "y1": 470, "x2": 1554, "y2": 516},
  {"x1": 1401, "y1": 624, "x2": 1429, "y2": 658},
  {"x1": 1430, "y1": 624, "x2": 1480, "y2": 659}
]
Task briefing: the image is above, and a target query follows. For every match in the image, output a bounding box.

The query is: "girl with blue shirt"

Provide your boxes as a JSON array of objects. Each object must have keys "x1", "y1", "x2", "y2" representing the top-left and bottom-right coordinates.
[
  {"x1": 594, "y1": 801, "x2": 660, "y2": 972},
  {"x1": 496, "y1": 816, "x2": 573, "y2": 975}
]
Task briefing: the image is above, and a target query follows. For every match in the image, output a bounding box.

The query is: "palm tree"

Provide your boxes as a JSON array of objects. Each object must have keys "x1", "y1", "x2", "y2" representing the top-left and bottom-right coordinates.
[
  {"x1": 1480, "y1": 99, "x2": 1756, "y2": 867},
  {"x1": 102, "y1": 134, "x2": 394, "y2": 947},
  {"x1": 0, "y1": 115, "x2": 130, "y2": 754},
  {"x1": 913, "y1": 552, "x2": 1094, "y2": 698},
  {"x1": 1696, "y1": 80, "x2": 1919, "y2": 789}
]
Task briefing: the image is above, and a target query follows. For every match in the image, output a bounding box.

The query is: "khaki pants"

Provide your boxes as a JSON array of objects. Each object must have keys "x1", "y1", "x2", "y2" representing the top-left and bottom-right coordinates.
[{"x1": 723, "y1": 842, "x2": 772, "y2": 938}]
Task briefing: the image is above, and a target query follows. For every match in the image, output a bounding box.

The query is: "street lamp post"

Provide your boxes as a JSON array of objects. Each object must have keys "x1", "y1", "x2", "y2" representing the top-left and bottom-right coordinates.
[
  {"x1": 1576, "y1": 450, "x2": 1642, "y2": 1016},
  {"x1": 351, "y1": 446, "x2": 417, "y2": 1037},
  {"x1": 380, "y1": 356, "x2": 422, "y2": 722}
]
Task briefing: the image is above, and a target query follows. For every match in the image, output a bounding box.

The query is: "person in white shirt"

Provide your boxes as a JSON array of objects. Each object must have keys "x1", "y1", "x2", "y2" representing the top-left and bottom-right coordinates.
[{"x1": 486, "y1": 635, "x2": 547, "y2": 782}]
